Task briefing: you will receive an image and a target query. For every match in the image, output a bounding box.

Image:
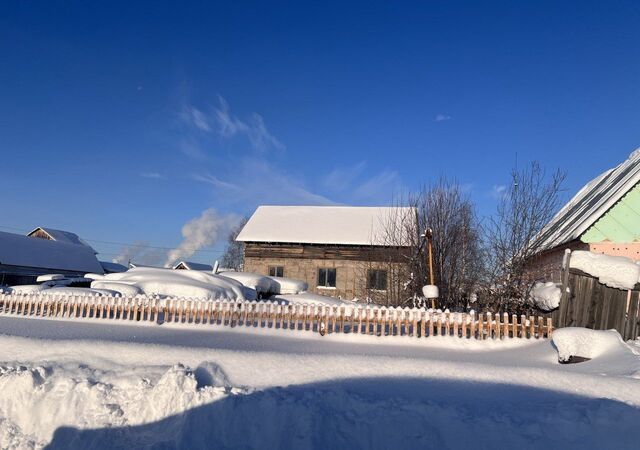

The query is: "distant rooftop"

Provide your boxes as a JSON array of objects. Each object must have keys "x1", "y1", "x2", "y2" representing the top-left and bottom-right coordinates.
[{"x1": 236, "y1": 206, "x2": 416, "y2": 246}]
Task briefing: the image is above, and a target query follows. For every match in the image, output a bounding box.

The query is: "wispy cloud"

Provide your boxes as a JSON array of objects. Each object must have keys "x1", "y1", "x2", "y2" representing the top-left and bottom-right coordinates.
[
  {"x1": 213, "y1": 96, "x2": 284, "y2": 152},
  {"x1": 323, "y1": 161, "x2": 367, "y2": 192},
  {"x1": 140, "y1": 172, "x2": 165, "y2": 179},
  {"x1": 180, "y1": 96, "x2": 284, "y2": 154},
  {"x1": 435, "y1": 113, "x2": 451, "y2": 122},
  {"x1": 182, "y1": 106, "x2": 212, "y2": 132},
  {"x1": 491, "y1": 184, "x2": 507, "y2": 199},
  {"x1": 194, "y1": 158, "x2": 335, "y2": 207},
  {"x1": 353, "y1": 170, "x2": 401, "y2": 202}
]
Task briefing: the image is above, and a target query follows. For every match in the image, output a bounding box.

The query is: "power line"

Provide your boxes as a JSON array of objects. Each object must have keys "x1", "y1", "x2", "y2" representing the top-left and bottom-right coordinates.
[{"x1": 0, "y1": 225, "x2": 226, "y2": 254}]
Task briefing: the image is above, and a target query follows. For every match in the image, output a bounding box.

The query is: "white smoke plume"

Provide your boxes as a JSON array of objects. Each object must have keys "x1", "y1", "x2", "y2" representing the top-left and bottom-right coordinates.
[
  {"x1": 112, "y1": 241, "x2": 166, "y2": 267},
  {"x1": 164, "y1": 208, "x2": 240, "y2": 267}
]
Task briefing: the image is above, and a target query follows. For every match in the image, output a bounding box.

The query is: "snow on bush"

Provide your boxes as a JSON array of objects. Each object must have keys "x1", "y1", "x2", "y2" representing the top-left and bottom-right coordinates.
[
  {"x1": 570, "y1": 251, "x2": 640, "y2": 290},
  {"x1": 530, "y1": 282, "x2": 561, "y2": 311},
  {"x1": 553, "y1": 327, "x2": 624, "y2": 362}
]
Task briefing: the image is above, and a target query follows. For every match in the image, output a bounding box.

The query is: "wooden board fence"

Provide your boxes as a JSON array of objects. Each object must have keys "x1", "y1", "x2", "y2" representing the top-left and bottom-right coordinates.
[{"x1": 0, "y1": 293, "x2": 553, "y2": 340}]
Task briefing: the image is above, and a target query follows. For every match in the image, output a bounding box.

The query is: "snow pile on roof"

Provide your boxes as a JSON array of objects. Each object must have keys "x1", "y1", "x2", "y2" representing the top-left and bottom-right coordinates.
[
  {"x1": 553, "y1": 328, "x2": 628, "y2": 362},
  {"x1": 267, "y1": 276, "x2": 308, "y2": 295},
  {"x1": 530, "y1": 282, "x2": 562, "y2": 311},
  {"x1": 236, "y1": 206, "x2": 416, "y2": 246},
  {"x1": 99, "y1": 267, "x2": 246, "y2": 300},
  {"x1": 0, "y1": 231, "x2": 104, "y2": 274},
  {"x1": 534, "y1": 148, "x2": 640, "y2": 251},
  {"x1": 269, "y1": 292, "x2": 351, "y2": 306},
  {"x1": 570, "y1": 250, "x2": 640, "y2": 289}
]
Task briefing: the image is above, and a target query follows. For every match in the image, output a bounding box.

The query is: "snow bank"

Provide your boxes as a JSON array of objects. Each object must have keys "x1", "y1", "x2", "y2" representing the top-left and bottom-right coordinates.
[
  {"x1": 7, "y1": 285, "x2": 49, "y2": 294},
  {"x1": 270, "y1": 292, "x2": 351, "y2": 306},
  {"x1": 531, "y1": 282, "x2": 562, "y2": 311},
  {"x1": 553, "y1": 327, "x2": 626, "y2": 362},
  {"x1": 90, "y1": 281, "x2": 144, "y2": 297},
  {"x1": 98, "y1": 267, "x2": 245, "y2": 300},
  {"x1": 266, "y1": 276, "x2": 308, "y2": 294},
  {"x1": 570, "y1": 251, "x2": 640, "y2": 290},
  {"x1": 218, "y1": 272, "x2": 279, "y2": 294}
]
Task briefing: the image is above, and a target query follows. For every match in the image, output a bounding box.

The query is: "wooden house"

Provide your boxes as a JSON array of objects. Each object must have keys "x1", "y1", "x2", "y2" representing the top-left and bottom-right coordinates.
[
  {"x1": 236, "y1": 206, "x2": 416, "y2": 303},
  {"x1": 529, "y1": 148, "x2": 640, "y2": 282}
]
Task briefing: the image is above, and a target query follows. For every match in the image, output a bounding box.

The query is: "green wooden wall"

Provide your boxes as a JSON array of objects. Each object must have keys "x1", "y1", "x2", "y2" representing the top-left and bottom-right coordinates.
[{"x1": 581, "y1": 182, "x2": 640, "y2": 243}]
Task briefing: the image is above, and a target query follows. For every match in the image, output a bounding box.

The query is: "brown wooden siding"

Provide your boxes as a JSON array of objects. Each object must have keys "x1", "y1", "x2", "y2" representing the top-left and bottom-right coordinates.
[{"x1": 244, "y1": 242, "x2": 411, "y2": 263}]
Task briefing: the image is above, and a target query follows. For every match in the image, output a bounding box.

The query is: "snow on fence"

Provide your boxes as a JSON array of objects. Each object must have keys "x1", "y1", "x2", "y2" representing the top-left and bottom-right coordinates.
[{"x1": 0, "y1": 293, "x2": 553, "y2": 339}]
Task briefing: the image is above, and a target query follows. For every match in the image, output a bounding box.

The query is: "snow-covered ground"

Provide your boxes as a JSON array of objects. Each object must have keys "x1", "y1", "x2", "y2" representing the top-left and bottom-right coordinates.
[{"x1": 0, "y1": 316, "x2": 639, "y2": 449}]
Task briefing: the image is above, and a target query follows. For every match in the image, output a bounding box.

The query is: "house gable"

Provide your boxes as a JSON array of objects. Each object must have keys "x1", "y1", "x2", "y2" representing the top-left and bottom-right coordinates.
[{"x1": 581, "y1": 182, "x2": 640, "y2": 243}]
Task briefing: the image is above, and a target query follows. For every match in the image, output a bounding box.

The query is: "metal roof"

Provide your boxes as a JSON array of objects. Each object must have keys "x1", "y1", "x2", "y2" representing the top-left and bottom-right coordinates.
[
  {"x1": 534, "y1": 148, "x2": 640, "y2": 251},
  {"x1": 0, "y1": 230, "x2": 104, "y2": 274}
]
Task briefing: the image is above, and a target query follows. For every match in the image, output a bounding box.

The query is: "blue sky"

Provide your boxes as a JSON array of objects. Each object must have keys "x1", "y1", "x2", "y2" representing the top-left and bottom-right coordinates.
[{"x1": 1, "y1": 1, "x2": 640, "y2": 265}]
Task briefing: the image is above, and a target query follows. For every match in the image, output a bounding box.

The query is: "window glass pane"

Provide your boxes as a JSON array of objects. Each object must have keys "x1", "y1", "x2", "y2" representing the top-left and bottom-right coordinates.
[
  {"x1": 367, "y1": 270, "x2": 376, "y2": 289},
  {"x1": 276, "y1": 267, "x2": 283, "y2": 277},
  {"x1": 378, "y1": 270, "x2": 387, "y2": 290},
  {"x1": 327, "y1": 268, "x2": 336, "y2": 287},
  {"x1": 318, "y1": 268, "x2": 326, "y2": 286},
  {"x1": 269, "y1": 267, "x2": 276, "y2": 277}
]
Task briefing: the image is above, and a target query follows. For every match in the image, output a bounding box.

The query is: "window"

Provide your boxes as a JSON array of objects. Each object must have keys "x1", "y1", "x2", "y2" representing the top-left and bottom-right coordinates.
[
  {"x1": 269, "y1": 266, "x2": 284, "y2": 277},
  {"x1": 367, "y1": 269, "x2": 388, "y2": 291},
  {"x1": 317, "y1": 268, "x2": 337, "y2": 288}
]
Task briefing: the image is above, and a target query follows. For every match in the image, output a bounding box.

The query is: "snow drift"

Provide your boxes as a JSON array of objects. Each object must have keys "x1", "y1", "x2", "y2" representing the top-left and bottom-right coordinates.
[{"x1": 530, "y1": 282, "x2": 562, "y2": 311}]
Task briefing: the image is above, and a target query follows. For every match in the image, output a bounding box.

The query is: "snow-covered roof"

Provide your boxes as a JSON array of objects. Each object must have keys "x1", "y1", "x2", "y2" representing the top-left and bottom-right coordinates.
[
  {"x1": 173, "y1": 261, "x2": 213, "y2": 271},
  {"x1": 534, "y1": 148, "x2": 640, "y2": 251},
  {"x1": 0, "y1": 230, "x2": 104, "y2": 274},
  {"x1": 236, "y1": 206, "x2": 416, "y2": 246},
  {"x1": 27, "y1": 227, "x2": 95, "y2": 251}
]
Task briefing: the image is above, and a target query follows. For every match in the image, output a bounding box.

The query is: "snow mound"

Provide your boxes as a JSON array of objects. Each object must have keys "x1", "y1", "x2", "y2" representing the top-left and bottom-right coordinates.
[
  {"x1": 89, "y1": 281, "x2": 144, "y2": 297},
  {"x1": 96, "y1": 267, "x2": 245, "y2": 300},
  {"x1": 531, "y1": 282, "x2": 562, "y2": 311},
  {"x1": 570, "y1": 251, "x2": 640, "y2": 290},
  {"x1": 267, "y1": 276, "x2": 308, "y2": 294},
  {"x1": 553, "y1": 328, "x2": 625, "y2": 361},
  {"x1": 218, "y1": 272, "x2": 279, "y2": 294}
]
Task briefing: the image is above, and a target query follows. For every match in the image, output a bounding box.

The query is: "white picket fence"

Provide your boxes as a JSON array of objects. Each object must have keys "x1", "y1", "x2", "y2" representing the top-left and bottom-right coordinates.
[{"x1": 0, "y1": 292, "x2": 553, "y2": 339}]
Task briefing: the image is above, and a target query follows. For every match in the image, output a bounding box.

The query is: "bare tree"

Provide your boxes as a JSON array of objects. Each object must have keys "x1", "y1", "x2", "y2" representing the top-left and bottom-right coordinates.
[
  {"x1": 373, "y1": 178, "x2": 482, "y2": 309},
  {"x1": 482, "y1": 162, "x2": 566, "y2": 312},
  {"x1": 220, "y1": 217, "x2": 249, "y2": 270}
]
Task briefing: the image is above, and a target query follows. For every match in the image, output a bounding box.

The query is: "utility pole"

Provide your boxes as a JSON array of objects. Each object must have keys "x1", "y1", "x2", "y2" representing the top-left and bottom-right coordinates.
[{"x1": 425, "y1": 228, "x2": 435, "y2": 309}]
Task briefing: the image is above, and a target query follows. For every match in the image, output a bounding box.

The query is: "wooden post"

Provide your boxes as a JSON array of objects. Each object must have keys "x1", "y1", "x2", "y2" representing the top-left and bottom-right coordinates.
[
  {"x1": 502, "y1": 313, "x2": 508, "y2": 338},
  {"x1": 512, "y1": 314, "x2": 518, "y2": 338},
  {"x1": 529, "y1": 315, "x2": 535, "y2": 339},
  {"x1": 546, "y1": 317, "x2": 553, "y2": 338},
  {"x1": 520, "y1": 314, "x2": 526, "y2": 338},
  {"x1": 420, "y1": 310, "x2": 427, "y2": 338},
  {"x1": 461, "y1": 313, "x2": 467, "y2": 339}
]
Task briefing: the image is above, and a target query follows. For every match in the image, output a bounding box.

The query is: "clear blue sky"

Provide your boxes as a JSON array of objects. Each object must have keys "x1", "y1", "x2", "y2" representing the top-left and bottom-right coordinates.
[{"x1": 1, "y1": 1, "x2": 640, "y2": 264}]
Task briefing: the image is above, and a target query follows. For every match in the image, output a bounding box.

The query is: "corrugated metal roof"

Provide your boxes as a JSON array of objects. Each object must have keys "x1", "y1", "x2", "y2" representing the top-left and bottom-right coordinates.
[
  {"x1": 236, "y1": 205, "x2": 416, "y2": 246},
  {"x1": 0, "y1": 231, "x2": 104, "y2": 274},
  {"x1": 535, "y1": 148, "x2": 640, "y2": 251}
]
